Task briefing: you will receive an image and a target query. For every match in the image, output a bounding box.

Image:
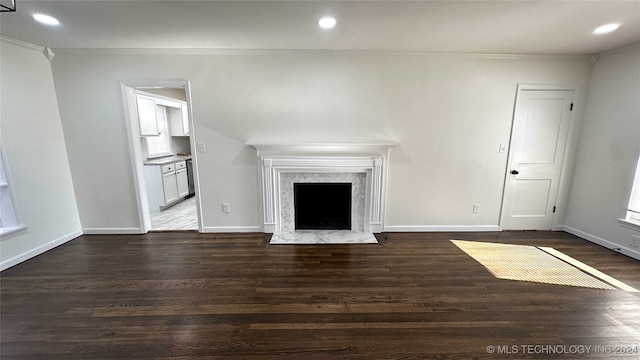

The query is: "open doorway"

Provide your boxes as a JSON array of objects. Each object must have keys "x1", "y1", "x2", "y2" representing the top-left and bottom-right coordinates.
[{"x1": 122, "y1": 80, "x2": 201, "y2": 232}]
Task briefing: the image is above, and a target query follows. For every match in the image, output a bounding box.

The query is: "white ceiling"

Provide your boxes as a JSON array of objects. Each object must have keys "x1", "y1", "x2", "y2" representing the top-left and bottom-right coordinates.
[{"x1": 2, "y1": 1, "x2": 640, "y2": 55}]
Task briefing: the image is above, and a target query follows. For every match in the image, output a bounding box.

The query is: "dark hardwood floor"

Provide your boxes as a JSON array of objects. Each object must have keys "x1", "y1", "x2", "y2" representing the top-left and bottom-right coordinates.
[{"x1": 2, "y1": 231, "x2": 639, "y2": 359}]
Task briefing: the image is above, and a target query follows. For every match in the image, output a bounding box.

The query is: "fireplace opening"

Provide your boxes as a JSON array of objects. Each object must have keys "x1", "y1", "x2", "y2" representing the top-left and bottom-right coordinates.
[{"x1": 294, "y1": 183, "x2": 352, "y2": 230}]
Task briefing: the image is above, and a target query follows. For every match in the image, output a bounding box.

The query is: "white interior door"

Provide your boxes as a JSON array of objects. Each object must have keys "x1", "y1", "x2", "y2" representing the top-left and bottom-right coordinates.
[{"x1": 501, "y1": 88, "x2": 574, "y2": 230}]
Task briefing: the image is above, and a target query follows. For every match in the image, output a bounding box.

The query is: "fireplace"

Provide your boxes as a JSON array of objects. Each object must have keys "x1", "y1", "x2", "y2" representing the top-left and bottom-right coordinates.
[
  {"x1": 294, "y1": 183, "x2": 352, "y2": 230},
  {"x1": 248, "y1": 142, "x2": 398, "y2": 234}
]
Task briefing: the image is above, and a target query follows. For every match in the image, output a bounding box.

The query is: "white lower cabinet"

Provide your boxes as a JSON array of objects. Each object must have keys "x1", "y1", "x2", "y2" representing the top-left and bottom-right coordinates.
[
  {"x1": 162, "y1": 171, "x2": 179, "y2": 204},
  {"x1": 144, "y1": 160, "x2": 188, "y2": 213},
  {"x1": 176, "y1": 168, "x2": 189, "y2": 198}
]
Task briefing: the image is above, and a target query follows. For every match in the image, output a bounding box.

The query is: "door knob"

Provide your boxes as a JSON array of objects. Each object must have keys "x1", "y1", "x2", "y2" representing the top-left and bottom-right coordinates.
[{"x1": 511, "y1": 170, "x2": 519, "y2": 175}]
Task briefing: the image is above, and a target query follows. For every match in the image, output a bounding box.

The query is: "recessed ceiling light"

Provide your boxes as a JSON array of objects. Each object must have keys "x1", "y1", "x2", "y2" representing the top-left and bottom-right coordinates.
[
  {"x1": 33, "y1": 14, "x2": 60, "y2": 26},
  {"x1": 318, "y1": 17, "x2": 337, "y2": 29},
  {"x1": 593, "y1": 23, "x2": 619, "y2": 35}
]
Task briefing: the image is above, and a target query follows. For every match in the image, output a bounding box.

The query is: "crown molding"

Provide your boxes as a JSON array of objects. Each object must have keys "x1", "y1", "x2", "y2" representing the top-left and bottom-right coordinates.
[
  {"x1": 50, "y1": 46, "x2": 591, "y2": 61},
  {"x1": 0, "y1": 35, "x2": 44, "y2": 52},
  {"x1": 597, "y1": 41, "x2": 640, "y2": 60},
  {"x1": 1, "y1": 35, "x2": 56, "y2": 61}
]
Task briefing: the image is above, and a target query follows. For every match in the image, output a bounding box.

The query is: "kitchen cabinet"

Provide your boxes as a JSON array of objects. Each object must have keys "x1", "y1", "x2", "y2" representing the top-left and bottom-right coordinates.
[
  {"x1": 169, "y1": 103, "x2": 190, "y2": 136},
  {"x1": 136, "y1": 95, "x2": 160, "y2": 136},
  {"x1": 174, "y1": 160, "x2": 189, "y2": 198},
  {"x1": 176, "y1": 168, "x2": 189, "y2": 198},
  {"x1": 162, "y1": 170, "x2": 179, "y2": 204},
  {"x1": 144, "y1": 160, "x2": 189, "y2": 213},
  {"x1": 137, "y1": 91, "x2": 189, "y2": 137}
]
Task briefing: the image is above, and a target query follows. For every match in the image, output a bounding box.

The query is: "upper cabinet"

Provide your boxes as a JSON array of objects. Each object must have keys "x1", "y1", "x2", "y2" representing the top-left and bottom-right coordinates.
[
  {"x1": 136, "y1": 95, "x2": 160, "y2": 136},
  {"x1": 168, "y1": 103, "x2": 190, "y2": 137},
  {"x1": 136, "y1": 91, "x2": 190, "y2": 137}
]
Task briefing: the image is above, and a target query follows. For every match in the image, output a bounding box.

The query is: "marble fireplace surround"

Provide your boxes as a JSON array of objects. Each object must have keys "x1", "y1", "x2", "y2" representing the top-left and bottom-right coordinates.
[
  {"x1": 249, "y1": 142, "x2": 398, "y2": 233},
  {"x1": 280, "y1": 172, "x2": 366, "y2": 232}
]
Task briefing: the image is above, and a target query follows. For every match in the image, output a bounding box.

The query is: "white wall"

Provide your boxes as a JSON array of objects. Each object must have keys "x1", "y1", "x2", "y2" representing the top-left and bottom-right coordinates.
[
  {"x1": 50, "y1": 50, "x2": 591, "y2": 233},
  {"x1": 0, "y1": 38, "x2": 82, "y2": 270},
  {"x1": 565, "y1": 45, "x2": 640, "y2": 259}
]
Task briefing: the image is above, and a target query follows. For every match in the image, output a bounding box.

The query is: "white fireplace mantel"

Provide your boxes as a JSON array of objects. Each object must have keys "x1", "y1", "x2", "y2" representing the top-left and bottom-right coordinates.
[
  {"x1": 248, "y1": 142, "x2": 399, "y2": 157},
  {"x1": 247, "y1": 142, "x2": 398, "y2": 233}
]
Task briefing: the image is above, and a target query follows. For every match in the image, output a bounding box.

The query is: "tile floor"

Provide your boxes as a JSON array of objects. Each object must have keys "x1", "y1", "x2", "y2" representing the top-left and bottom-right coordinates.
[{"x1": 150, "y1": 197, "x2": 198, "y2": 231}]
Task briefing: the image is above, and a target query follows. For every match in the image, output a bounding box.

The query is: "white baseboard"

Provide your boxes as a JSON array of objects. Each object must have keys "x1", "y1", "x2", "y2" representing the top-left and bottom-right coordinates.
[
  {"x1": 82, "y1": 227, "x2": 143, "y2": 235},
  {"x1": 563, "y1": 226, "x2": 640, "y2": 261},
  {"x1": 383, "y1": 225, "x2": 501, "y2": 232},
  {"x1": 202, "y1": 226, "x2": 262, "y2": 233},
  {"x1": 1, "y1": 230, "x2": 83, "y2": 271}
]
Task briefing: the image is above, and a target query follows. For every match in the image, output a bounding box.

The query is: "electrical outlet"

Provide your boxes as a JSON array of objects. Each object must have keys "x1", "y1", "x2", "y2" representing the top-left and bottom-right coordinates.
[
  {"x1": 472, "y1": 204, "x2": 480, "y2": 214},
  {"x1": 631, "y1": 235, "x2": 640, "y2": 249},
  {"x1": 222, "y1": 203, "x2": 230, "y2": 213},
  {"x1": 197, "y1": 142, "x2": 206, "y2": 153}
]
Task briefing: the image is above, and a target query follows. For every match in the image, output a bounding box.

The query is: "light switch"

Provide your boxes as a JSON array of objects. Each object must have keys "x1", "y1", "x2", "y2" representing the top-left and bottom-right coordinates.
[
  {"x1": 499, "y1": 144, "x2": 507, "y2": 154},
  {"x1": 197, "y1": 142, "x2": 206, "y2": 153}
]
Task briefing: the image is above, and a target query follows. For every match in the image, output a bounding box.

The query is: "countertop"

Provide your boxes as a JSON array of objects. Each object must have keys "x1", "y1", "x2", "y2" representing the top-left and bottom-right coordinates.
[{"x1": 144, "y1": 155, "x2": 192, "y2": 166}]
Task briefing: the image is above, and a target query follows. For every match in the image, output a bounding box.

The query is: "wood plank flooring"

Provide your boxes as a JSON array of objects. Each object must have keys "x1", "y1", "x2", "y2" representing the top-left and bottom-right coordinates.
[{"x1": 1, "y1": 231, "x2": 639, "y2": 359}]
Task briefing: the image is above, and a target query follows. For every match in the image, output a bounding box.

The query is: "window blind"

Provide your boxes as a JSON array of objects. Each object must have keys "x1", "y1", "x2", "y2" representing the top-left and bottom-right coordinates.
[{"x1": 628, "y1": 158, "x2": 640, "y2": 214}]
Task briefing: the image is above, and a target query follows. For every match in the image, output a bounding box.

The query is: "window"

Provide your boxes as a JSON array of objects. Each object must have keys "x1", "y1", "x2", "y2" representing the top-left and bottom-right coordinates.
[
  {"x1": 625, "y1": 156, "x2": 640, "y2": 225},
  {"x1": 0, "y1": 143, "x2": 25, "y2": 236},
  {"x1": 145, "y1": 105, "x2": 173, "y2": 158}
]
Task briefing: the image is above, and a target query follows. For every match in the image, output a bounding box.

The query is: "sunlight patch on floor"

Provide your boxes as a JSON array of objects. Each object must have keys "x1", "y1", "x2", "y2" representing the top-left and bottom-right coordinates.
[{"x1": 451, "y1": 240, "x2": 638, "y2": 292}]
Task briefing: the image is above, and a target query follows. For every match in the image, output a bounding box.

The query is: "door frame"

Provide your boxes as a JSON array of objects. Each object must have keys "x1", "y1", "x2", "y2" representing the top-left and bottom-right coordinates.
[
  {"x1": 121, "y1": 79, "x2": 202, "y2": 233},
  {"x1": 500, "y1": 84, "x2": 578, "y2": 231}
]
